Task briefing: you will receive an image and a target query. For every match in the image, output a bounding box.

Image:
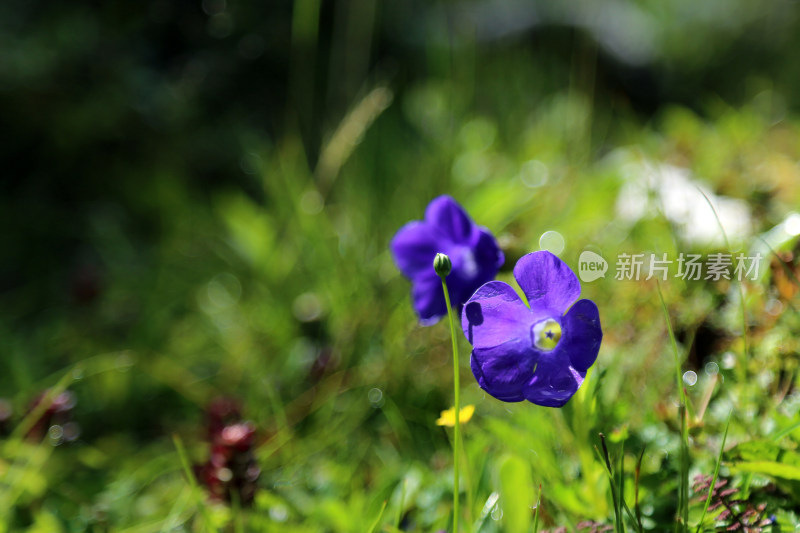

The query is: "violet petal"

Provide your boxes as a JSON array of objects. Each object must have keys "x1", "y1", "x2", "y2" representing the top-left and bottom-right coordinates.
[
  {"x1": 424, "y1": 195, "x2": 476, "y2": 245},
  {"x1": 470, "y1": 354, "x2": 525, "y2": 402},
  {"x1": 462, "y1": 281, "x2": 533, "y2": 349},
  {"x1": 557, "y1": 299, "x2": 602, "y2": 372},
  {"x1": 474, "y1": 227, "x2": 505, "y2": 274},
  {"x1": 411, "y1": 273, "x2": 446, "y2": 321},
  {"x1": 390, "y1": 221, "x2": 441, "y2": 278},
  {"x1": 391, "y1": 196, "x2": 503, "y2": 325},
  {"x1": 471, "y1": 340, "x2": 536, "y2": 402},
  {"x1": 513, "y1": 251, "x2": 581, "y2": 315},
  {"x1": 522, "y1": 358, "x2": 584, "y2": 408}
]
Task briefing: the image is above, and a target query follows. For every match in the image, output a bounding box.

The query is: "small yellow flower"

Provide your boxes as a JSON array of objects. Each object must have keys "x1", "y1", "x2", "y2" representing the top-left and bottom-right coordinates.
[{"x1": 435, "y1": 404, "x2": 475, "y2": 427}]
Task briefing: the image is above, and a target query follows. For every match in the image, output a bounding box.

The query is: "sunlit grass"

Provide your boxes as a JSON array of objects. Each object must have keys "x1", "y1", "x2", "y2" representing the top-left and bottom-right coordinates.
[{"x1": 3, "y1": 55, "x2": 800, "y2": 532}]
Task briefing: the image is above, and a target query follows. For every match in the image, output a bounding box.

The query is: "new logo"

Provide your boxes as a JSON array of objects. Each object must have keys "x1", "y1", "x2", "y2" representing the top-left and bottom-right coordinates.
[{"x1": 578, "y1": 251, "x2": 607, "y2": 282}]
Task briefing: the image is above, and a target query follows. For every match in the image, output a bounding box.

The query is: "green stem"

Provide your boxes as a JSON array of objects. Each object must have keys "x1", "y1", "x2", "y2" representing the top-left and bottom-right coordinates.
[
  {"x1": 696, "y1": 412, "x2": 731, "y2": 533},
  {"x1": 656, "y1": 281, "x2": 689, "y2": 533},
  {"x1": 441, "y1": 275, "x2": 461, "y2": 533}
]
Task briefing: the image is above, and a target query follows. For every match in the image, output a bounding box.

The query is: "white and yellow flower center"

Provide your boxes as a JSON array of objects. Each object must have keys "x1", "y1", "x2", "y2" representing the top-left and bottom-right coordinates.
[{"x1": 531, "y1": 318, "x2": 562, "y2": 351}]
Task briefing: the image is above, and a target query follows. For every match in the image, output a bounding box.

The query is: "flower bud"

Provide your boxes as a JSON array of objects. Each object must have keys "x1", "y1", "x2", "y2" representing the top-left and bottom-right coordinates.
[{"x1": 433, "y1": 253, "x2": 452, "y2": 277}]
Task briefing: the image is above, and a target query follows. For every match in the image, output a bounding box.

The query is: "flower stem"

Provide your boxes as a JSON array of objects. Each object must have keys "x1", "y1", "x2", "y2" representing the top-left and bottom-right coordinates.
[{"x1": 440, "y1": 275, "x2": 461, "y2": 533}]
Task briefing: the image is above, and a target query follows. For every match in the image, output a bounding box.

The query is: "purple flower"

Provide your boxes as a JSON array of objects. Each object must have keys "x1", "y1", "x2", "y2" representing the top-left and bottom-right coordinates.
[
  {"x1": 462, "y1": 251, "x2": 602, "y2": 407},
  {"x1": 391, "y1": 196, "x2": 504, "y2": 324}
]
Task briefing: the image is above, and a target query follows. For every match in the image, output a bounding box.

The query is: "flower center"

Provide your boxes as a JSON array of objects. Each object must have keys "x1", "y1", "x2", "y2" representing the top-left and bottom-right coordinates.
[{"x1": 531, "y1": 318, "x2": 562, "y2": 351}]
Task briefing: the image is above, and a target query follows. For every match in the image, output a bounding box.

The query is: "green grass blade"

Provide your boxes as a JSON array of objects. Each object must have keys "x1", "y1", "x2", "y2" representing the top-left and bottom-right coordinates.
[
  {"x1": 655, "y1": 280, "x2": 686, "y2": 407},
  {"x1": 473, "y1": 492, "x2": 500, "y2": 532},
  {"x1": 618, "y1": 439, "x2": 626, "y2": 533},
  {"x1": 597, "y1": 435, "x2": 622, "y2": 530},
  {"x1": 367, "y1": 500, "x2": 388, "y2": 533},
  {"x1": 158, "y1": 486, "x2": 192, "y2": 533},
  {"x1": 635, "y1": 447, "x2": 645, "y2": 533},
  {"x1": 172, "y1": 434, "x2": 219, "y2": 533},
  {"x1": 655, "y1": 281, "x2": 689, "y2": 533},
  {"x1": 680, "y1": 405, "x2": 689, "y2": 533},
  {"x1": 395, "y1": 478, "x2": 407, "y2": 528},
  {"x1": 771, "y1": 418, "x2": 800, "y2": 443},
  {"x1": 595, "y1": 436, "x2": 642, "y2": 532},
  {"x1": 695, "y1": 412, "x2": 732, "y2": 533},
  {"x1": 621, "y1": 501, "x2": 641, "y2": 533},
  {"x1": 9, "y1": 369, "x2": 76, "y2": 442},
  {"x1": 697, "y1": 187, "x2": 748, "y2": 376}
]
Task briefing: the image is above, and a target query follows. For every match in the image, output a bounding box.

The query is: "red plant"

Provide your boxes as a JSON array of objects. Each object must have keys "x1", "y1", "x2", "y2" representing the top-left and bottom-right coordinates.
[{"x1": 195, "y1": 397, "x2": 260, "y2": 505}]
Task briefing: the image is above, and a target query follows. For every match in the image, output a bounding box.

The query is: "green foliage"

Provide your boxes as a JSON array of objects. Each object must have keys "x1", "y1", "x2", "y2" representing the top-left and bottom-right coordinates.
[
  {"x1": 497, "y1": 454, "x2": 535, "y2": 533},
  {"x1": 3, "y1": 1, "x2": 800, "y2": 531}
]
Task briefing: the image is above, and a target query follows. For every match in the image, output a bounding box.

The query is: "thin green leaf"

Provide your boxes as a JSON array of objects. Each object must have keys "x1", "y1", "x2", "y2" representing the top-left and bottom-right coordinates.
[
  {"x1": 395, "y1": 478, "x2": 407, "y2": 528},
  {"x1": 366, "y1": 500, "x2": 387, "y2": 533},
  {"x1": 771, "y1": 418, "x2": 800, "y2": 443},
  {"x1": 618, "y1": 439, "x2": 626, "y2": 533},
  {"x1": 655, "y1": 281, "x2": 689, "y2": 533},
  {"x1": 635, "y1": 447, "x2": 645, "y2": 533},
  {"x1": 598, "y1": 435, "x2": 622, "y2": 531},
  {"x1": 697, "y1": 187, "x2": 749, "y2": 371},
  {"x1": 696, "y1": 412, "x2": 732, "y2": 533},
  {"x1": 473, "y1": 492, "x2": 500, "y2": 532},
  {"x1": 172, "y1": 434, "x2": 219, "y2": 533}
]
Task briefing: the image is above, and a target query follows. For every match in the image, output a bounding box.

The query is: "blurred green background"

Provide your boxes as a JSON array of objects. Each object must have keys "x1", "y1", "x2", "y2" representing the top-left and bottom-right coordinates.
[{"x1": 2, "y1": 0, "x2": 800, "y2": 531}]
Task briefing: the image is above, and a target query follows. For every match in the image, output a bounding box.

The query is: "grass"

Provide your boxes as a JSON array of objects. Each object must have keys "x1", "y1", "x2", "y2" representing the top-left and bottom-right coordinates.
[
  {"x1": 656, "y1": 281, "x2": 690, "y2": 533},
  {"x1": 695, "y1": 412, "x2": 732, "y2": 533},
  {"x1": 3, "y1": 24, "x2": 800, "y2": 532},
  {"x1": 172, "y1": 434, "x2": 219, "y2": 533}
]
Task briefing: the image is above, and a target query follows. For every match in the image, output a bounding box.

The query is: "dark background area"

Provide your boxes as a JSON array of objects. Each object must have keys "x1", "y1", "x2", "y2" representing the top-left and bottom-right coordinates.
[{"x1": 3, "y1": 2, "x2": 800, "y2": 317}]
